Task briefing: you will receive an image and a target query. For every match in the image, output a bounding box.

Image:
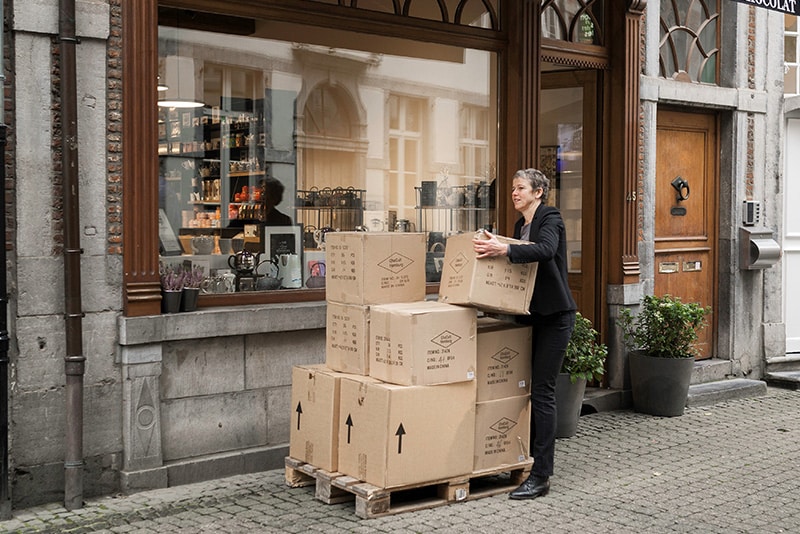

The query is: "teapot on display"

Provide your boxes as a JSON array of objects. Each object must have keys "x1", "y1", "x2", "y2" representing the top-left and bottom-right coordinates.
[
  {"x1": 255, "y1": 258, "x2": 283, "y2": 290},
  {"x1": 228, "y1": 249, "x2": 260, "y2": 275}
]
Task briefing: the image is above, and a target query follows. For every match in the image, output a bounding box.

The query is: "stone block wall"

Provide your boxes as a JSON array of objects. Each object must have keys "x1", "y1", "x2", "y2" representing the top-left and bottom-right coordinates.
[{"x1": 119, "y1": 303, "x2": 327, "y2": 494}]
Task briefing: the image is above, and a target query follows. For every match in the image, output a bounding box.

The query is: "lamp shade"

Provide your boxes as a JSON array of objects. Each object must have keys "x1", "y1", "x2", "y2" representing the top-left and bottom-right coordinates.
[{"x1": 158, "y1": 55, "x2": 204, "y2": 108}]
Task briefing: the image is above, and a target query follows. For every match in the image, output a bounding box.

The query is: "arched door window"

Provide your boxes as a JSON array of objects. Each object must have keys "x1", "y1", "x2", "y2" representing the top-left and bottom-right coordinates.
[{"x1": 659, "y1": 0, "x2": 720, "y2": 84}]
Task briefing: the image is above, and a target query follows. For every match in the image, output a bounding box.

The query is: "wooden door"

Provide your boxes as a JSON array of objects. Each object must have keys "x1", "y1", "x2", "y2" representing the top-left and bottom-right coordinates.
[
  {"x1": 540, "y1": 70, "x2": 599, "y2": 323},
  {"x1": 655, "y1": 109, "x2": 718, "y2": 359}
]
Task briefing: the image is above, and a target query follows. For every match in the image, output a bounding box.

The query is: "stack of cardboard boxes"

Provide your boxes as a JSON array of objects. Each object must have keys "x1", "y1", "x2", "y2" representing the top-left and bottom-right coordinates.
[{"x1": 290, "y1": 231, "x2": 538, "y2": 490}]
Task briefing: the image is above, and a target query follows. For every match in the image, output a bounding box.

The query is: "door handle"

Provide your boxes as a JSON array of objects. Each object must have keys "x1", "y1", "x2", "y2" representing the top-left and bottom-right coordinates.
[{"x1": 671, "y1": 176, "x2": 690, "y2": 202}]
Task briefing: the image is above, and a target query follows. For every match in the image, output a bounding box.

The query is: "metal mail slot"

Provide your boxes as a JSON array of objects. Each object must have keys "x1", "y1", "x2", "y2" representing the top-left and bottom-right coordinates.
[
  {"x1": 740, "y1": 226, "x2": 781, "y2": 270},
  {"x1": 658, "y1": 261, "x2": 679, "y2": 274},
  {"x1": 683, "y1": 261, "x2": 702, "y2": 272}
]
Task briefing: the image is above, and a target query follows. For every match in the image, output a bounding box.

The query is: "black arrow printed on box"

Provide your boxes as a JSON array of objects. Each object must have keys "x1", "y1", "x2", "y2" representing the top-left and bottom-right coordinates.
[
  {"x1": 295, "y1": 402, "x2": 303, "y2": 430},
  {"x1": 346, "y1": 414, "x2": 354, "y2": 444},
  {"x1": 395, "y1": 423, "x2": 406, "y2": 454}
]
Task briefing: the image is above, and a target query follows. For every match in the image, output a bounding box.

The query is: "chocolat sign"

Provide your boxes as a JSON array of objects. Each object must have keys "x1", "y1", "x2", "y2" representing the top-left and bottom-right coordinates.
[{"x1": 731, "y1": 0, "x2": 800, "y2": 15}]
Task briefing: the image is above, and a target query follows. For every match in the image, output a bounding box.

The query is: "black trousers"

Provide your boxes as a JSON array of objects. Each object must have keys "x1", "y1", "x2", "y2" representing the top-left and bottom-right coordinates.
[{"x1": 524, "y1": 310, "x2": 576, "y2": 478}]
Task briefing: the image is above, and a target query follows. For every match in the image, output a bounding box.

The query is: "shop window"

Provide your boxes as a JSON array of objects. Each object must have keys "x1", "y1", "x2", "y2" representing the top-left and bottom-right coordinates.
[
  {"x1": 156, "y1": 18, "x2": 497, "y2": 298},
  {"x1": 659, "y1": 0, "x2": 719, "y2": 84}
]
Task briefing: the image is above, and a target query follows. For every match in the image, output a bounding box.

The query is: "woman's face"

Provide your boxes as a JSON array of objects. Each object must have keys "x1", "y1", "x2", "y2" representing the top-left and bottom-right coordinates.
[{"x1": 511, "y1": 177, "x2": 540, "y2": 212}]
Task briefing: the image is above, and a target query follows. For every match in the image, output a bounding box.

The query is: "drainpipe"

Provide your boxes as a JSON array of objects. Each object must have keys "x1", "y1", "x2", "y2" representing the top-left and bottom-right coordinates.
[
  {"x1": 59, "y1": 0, "x2": 85, "y2": 511},
  {"x1": 0, "y1": 0, "x2": 9, "y2": 517}
]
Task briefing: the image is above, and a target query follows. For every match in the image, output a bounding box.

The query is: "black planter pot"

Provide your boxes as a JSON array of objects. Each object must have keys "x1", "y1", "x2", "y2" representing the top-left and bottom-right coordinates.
[
  {"x1": 180, "y1": 287, "x2": 200, "y2": 312},
  {"x1": 628, "y1": 350, "x2": 694, "y2": 417},
  {"x1": 161, "y1": 290, "x2": 182, "y2": 314},
  {"x1": 555, "y1": 373, "x2": 587, "y2": 438}
]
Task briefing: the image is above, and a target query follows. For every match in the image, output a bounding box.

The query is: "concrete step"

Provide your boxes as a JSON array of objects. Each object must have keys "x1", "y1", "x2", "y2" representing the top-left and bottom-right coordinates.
[
  {"x1": 582, "y1": 386, "x2": 629, "y2": 414},
  {"x1": 686, "y1": 378, "x2": 767, "y2": 407},
  {"x1": 764, "y1": 371, "x2": 800, "y2": 390},
  {"x1": 690, "y1": 358, "x2": 731, "y2": 384},
  {"x1": 765, "y1": 354, "x2": 800, "y2": 374},
  {"x1": 582, "y1": 377, "x2": 767, "y2": 414}
]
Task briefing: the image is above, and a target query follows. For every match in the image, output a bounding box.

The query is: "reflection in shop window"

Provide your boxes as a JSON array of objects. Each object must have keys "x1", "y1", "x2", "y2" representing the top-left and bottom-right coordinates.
[
  {"x1": 388, "y1": 95, "x2": 424, "y2": 225},
  {"x1": 541, "y1": 0, "x2": 605, "y2": 45},
  {"x1": 460, "y1": 105, "x2": 489, "y2": 182},
  {"x1": 156, "y1": 20, "x2": 496, "y2": 296}
]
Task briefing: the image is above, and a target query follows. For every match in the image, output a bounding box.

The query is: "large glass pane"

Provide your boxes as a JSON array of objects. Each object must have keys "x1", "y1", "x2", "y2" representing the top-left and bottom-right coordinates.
[
  {"x1": 540, "y1": 86, "x2": 583, "y2": 274},
  {"x1": 787, "y1": 36, "x2": 797, "y2": 63},
  {"x1": 786, "y1": 66, "x2": 798, "y2": 95},
  {"x1": 157, "y1": 20, "x2": 497, "y2": 292}
]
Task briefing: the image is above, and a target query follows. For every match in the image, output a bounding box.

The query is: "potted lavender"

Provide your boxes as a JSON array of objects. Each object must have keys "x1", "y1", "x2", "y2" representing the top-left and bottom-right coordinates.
[
  {"x1": 159, "y1": 263, "x2": 184, "y2": 313},
  {"x1": 180, "y1": 265, "x2": 205, "y2": 312}
]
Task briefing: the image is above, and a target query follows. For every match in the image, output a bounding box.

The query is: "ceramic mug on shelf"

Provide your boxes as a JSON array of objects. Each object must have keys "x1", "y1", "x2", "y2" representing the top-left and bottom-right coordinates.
[
  {"x1": 218, "y1": 238, "x2": 233, "y2": 255},
  {"x1": 394, "y1": 219, "x2": 415, "y2": 233},
  {"x1": 191, "y1": 235, "x2": 214, "y2": 255}
]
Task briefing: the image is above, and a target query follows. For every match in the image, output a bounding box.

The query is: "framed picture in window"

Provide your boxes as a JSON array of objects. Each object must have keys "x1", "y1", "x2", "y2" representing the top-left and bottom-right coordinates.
[
  {"x1": 158, "y1": 122, "x2": 167, "y2": 140},
  {"x1": 169, "y1": 121, "x2": 181, "y2": 139},
  {"x1": 158, "y1": 208, "x2": 182, "y2": 256},
  {"x1": 264, "y1": 225, "x2": 302, "y2": 260},
  {"x1": 264, "y1": 225, "x2": 303, "y2": 288}
]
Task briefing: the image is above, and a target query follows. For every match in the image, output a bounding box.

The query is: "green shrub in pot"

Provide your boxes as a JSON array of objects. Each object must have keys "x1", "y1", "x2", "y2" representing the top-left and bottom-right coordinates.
[
  {"x1": 562, "y1": 312, "x2": 607, "y2": 383},
  {"x1": 618, "y1": 294, "x2": 711, "y2": 417},
  {"x1": 618, "y1": 294, "x2": 710, "y2": 359}
]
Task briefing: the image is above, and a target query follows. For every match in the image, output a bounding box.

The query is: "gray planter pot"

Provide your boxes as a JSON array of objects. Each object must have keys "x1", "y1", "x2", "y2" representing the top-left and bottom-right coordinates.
[
  {"x1": 628, "y1": 350, "x2": 694, "y2": 417},
  {"x1": 555, "y1": 373, "x2": 587, "y2": 438}
]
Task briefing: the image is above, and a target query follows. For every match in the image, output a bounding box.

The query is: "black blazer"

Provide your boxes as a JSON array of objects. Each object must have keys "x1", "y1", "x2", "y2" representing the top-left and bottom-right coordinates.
[{"x1": 507, "y1": 205, "x2": 576, "y2": 316}]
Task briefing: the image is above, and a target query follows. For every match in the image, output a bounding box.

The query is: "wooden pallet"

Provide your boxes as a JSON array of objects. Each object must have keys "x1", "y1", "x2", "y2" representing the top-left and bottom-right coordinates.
[{"x1": 285, "y1": 456, "x2": 533, "y2": 519}]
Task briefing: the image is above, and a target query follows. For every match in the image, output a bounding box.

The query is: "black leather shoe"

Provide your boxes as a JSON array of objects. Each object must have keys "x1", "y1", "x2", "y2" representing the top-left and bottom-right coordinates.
[{"x1": 509, "y1": 475, "x2": 550, "y2": 500}]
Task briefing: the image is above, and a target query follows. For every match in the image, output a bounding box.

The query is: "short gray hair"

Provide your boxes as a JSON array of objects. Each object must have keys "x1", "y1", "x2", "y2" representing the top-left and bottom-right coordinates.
[{"x1": 513, "y1": 168, "x2": 550, "y2": 202}]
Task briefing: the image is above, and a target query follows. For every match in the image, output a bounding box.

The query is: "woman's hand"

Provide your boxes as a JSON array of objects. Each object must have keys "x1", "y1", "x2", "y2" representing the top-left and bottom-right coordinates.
[{"x1": 472, "y1": 230, "x2": 509, "y2": 259}]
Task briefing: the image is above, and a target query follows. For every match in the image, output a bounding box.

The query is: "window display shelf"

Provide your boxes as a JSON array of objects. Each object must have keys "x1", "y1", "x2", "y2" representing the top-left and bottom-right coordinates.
[
  {"x1": 229, "y1": 171, "x2": 265, "y2": 177},
  {"x1": 415, "y1": 206, "x2": 494, "y2": 235},
  {"x1": 414, "y1": 186, "x2": 494, "y2": 235},
  {"x1": 159, "y1": 103, "x2": 271, "y2": 234},
  {"x1": 294, "y1": 188, "x2": 365, "y2": 235}
]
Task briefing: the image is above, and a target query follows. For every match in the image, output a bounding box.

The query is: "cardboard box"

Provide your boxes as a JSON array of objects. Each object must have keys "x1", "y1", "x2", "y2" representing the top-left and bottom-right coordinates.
[
  {"x1": 325, "y1": 232, "x2": 426, "y2": 305},
  {"x1": 338, "y1": 377, "x2": 476, "y2": 488},
  {"x1": 438, "y1": 231, "x2": 538, "y2": 315},
  {"x1": 326, "y1": 302, "x2": 370, "y2": 375},
  {"x1": 474, "y1": 395, "x2": 531, "y2": 472},
  {"x1": 369, "y1": 301, "x2": 477, "y2": 386},
  {"x1": 476, "y1": 317, "x2": 532, "y2": 402},
  {"x1": 289, "y1": 364, "x2": 379, "y2": 472}
]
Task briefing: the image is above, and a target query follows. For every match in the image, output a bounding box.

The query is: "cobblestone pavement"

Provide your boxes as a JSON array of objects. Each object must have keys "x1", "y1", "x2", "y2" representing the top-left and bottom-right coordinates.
[{"x1": 3, "y1": 387, "x2": 800, "y2": 533}]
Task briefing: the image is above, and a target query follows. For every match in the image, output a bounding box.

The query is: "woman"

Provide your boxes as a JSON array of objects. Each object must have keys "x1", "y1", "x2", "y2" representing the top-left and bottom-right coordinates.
[{"x1": 473, "y1": 168, "x2": 576, "y2": 500}]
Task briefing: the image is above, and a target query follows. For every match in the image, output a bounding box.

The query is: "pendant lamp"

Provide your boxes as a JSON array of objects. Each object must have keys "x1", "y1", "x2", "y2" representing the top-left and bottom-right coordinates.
[{"x1": 158, "y1": 55, "x2": 203, "y2": 108}]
